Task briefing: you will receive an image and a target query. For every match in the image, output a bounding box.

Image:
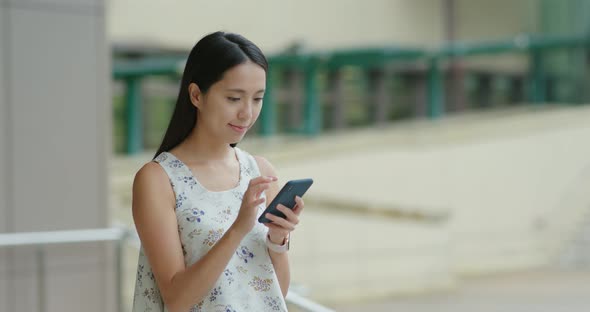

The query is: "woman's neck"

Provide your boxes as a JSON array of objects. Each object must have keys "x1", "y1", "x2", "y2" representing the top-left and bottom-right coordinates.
[{"x1": 178, "y1": 126, "x2": 234, "y2": 163}]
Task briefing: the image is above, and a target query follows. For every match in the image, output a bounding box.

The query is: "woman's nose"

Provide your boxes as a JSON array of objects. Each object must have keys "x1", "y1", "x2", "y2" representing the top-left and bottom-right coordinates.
[{"x1": 238, "y1": 103, "x2": 253, "y2": 120}]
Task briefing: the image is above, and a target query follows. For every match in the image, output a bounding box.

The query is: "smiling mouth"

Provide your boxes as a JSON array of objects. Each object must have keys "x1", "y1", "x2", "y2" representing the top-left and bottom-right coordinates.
[{"x1": 229, "y1": 124, "x2": 248, "y2": 132}]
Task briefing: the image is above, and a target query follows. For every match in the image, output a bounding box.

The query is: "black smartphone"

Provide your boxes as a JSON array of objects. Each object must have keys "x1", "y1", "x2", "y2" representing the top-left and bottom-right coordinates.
[{"x1": 258, "y1": 178, "x2": 314, "y2": 223}]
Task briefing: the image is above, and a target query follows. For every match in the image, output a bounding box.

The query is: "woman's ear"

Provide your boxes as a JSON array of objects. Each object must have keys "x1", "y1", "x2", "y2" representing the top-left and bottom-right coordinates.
[{"x1": 188, "y1": 83, "x2": 202, "y2": 109}]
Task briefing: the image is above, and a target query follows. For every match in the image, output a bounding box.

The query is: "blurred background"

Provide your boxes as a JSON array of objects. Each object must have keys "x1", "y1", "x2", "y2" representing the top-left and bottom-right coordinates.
[{"x1": 1, "y1": 0, "x2": 590, "y2": 311}]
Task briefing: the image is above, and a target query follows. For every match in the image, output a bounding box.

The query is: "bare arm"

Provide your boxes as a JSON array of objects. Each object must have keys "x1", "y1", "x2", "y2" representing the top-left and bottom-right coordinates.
[
  {"x1": 132, "y1": 162, "x2": 274, "y2": 312},
  {"x1": 255, "y1": 156, "x2": 305, "y2": 297}
]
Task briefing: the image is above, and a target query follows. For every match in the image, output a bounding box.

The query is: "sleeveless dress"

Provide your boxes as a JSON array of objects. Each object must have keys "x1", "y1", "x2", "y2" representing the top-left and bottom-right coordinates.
[{"x1": 131, "y1": 147, "x2": 288, "y2": 312}]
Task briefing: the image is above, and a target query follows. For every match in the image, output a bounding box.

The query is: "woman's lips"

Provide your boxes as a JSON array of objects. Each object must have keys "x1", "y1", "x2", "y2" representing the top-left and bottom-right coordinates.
[{"x1": 229, "y1": 124, "x2": 247, "y2": 133}]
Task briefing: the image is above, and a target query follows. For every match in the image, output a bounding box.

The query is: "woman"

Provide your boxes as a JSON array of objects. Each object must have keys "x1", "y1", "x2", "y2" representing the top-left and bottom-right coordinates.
[{"x1": 131, "y1": 31, "x2": 303, "y2": 312}]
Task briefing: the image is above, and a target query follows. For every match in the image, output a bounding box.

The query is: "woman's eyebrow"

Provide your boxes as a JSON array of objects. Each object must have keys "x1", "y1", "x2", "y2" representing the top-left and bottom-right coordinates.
[{"x1": 226, "y1": 88, "x2": 265, "y2": 93}]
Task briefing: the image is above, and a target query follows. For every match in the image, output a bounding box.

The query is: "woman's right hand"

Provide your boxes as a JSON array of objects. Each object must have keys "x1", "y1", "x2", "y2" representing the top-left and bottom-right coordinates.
[{"x1": 231, "y1": 175, "x2": 277, "y2": 236}]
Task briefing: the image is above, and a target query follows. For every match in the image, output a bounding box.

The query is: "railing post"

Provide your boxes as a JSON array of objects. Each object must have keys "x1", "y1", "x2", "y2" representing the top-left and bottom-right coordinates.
[
  {"x1": 400, "y1": 71, "x2": 427, "y2": 117},
  {"x1": 474, "y1": 73, "x2": 493, "y2": 108},
  {"x1": 284, "y1": 69, "x2": 304, "y2": 132},
  {"x1": 529, "y1": 50, "x2": 546, "y2": 104},
  {"x1": 125, "y1": 77, "x2": 143, "y2": 154},
  {"x1": 303, "y1": 59, "x2": 321, "y2": 135},
  {"x1": 260, "y1": 67, "x2": 276, "y2": 136},
  {"x1": 367, "y1": 68, "x2": 390, "y2": 125},
  {"x1": 427, "y1": 56, "x2": 444, "y2": 118},
  {"x1": 327, "y1": 69, "x2": 345, "y2": 129},
  {"x1": 508, "y1": 75, "x2": 525, "y2": 103},
  {"x1": 447, "y1": 58, "x2": 467, "y2": 112},
  {"x1": 36, "y1": 247, "x2": 46, "y2": 312},
  {"x1": 115, "y1": 234, "x2": 124, "y2": 312}
]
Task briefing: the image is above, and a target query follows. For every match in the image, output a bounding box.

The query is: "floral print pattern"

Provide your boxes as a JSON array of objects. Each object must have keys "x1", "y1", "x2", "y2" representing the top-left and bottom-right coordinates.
[
  {"x1": 189, "y1": 301, "x2": 203, "y2": 312},
  {"x1": 236, "y1": 246, "x2": 255, "y2": 263},
  {"x1": 249, "y1": 276, "x2": 273, "y2": 292},
  {"x1": 132, "y1": 148, "x2": 287, "y2": 312},
  {"x1": 203, "y1": 229, "x2": 224, "y2": 247},
  {"x1": 264, "y1": 296, "x2": 284, "y2": 311},
  {"x1": 175, "y1": 192, "x2": 188, "y2": 210},
  {"x1": 213, "y1": 207, "x2": 233, "y2": 223},
  {"x1": 215, "y1": 305, "x2": 237, "y2": 312},
  {"x1": 177, "y1": 175, "x2": 197, "y2": 189},
  {"x1": 259, "y1": 263, "x2": 275, "y2": 274},
  {"x1": 224, "y1": 269, "x2": 235, "y2": 285},
  {"x1": 187, "y1": 228, "x2": 202, "y2": 239},
  {"x1": 209, "y1": 286, "x2": 222, "y2": 302},
  {"x1": 182, "y1": 207, "x2": 205, "y2": 223},
  {"x1": 236, "y1": 266, "x2": 248, "y2": 274}
]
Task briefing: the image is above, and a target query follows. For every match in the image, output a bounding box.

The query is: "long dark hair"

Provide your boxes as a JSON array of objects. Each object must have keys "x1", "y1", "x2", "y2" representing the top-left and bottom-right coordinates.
[{"x1": 154, "y1": 31, "x2": 268, "y2": 158}]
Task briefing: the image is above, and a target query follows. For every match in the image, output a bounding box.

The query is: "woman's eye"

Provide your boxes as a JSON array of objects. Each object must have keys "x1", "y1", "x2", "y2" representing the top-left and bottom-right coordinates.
[
  {"x1": 227, "y1": 97, "x2": 240, "y2": 102},
  {"x1": 254, "y1": 98, "x2": 263, "y2": 103}
]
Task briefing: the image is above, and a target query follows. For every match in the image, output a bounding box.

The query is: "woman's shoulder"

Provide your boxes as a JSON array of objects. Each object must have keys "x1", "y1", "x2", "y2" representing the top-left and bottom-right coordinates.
[
  {"x1": 235, "y1": 146, "x2": 273, "y2": 166},
  {"x1": 241, "y1": 150, "x2": 276, "y2": 176},
  {"x1": 132, "y1": 160, "x2": 175, "y2": 215},
  {"x1": 235, "y1": 146, "x2": 277, "y2": 177},
  {"x1": 252, "y1": 155, "x2": 276, "y2": 176},
  {"x1": 133, "y1": 159, "x2": 171, "y2": 194}
]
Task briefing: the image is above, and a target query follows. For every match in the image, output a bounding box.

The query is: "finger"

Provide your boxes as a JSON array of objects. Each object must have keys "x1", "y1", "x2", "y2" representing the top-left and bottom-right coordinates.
[
  {"x1": 248, "y1": 176, "x2": 277, "y2": 188},
  {"x1": 250, "y1": 179, "x2": 272, "y2": 193},
  {"x1": 246, "y1": 197, "x2": 265, "y2": 210},
  {"x1": 277, "y1": 205, "x2": 299, "y2": 225},
  {"x1": 264, "y1": 213, "x2": 295, "y2": 231},
  {"x1": 264, "y1": 223, "x2": 288, "y2": 233},
  {"x1": 247, "y1": 183, "x2": 270, "y2": 200},
  {"x1": 255, "y1": 181, "x2": 274, "y2": 198},
  {"x1": 293, "y1": 196, "x2": 305, "y2": 215},
  {"x1": 252, "y1": 197, "x2": 265, "y2": 206},
  {"x1": 254, "y1": 183, "x2": 270, "y2": 198}
]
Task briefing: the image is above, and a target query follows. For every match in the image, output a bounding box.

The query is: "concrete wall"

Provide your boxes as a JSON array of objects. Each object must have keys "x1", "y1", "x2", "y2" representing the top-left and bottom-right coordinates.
[
  {"x1": 108, "y1": 0, "x2": 540, "y2": 54},
  {"x1": 455, "y1": 0, "x2": 538, "y2": 41},
  {"x1": 453, "y1": 0, "x2": 539, "y2": 72},
  {"x1": 108, "y1": 0, "x2": 445, "y2": 53},
  {"x1": 0, "y1": 0, "x2": 112, "y2": 311},
  {"x1": 107, "y1": 0, "x2": 542, "y2": 78}
]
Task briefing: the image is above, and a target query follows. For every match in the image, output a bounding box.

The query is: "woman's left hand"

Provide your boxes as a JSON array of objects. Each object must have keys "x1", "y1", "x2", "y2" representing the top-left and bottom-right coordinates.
[{"x1": 264, "y1": 196, "x2": 304, "y2": 245}]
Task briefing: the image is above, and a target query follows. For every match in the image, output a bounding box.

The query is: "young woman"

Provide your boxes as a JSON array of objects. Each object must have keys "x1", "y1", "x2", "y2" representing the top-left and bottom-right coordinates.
[{"x1": 131, "y1": 31, "x2": 303, "y2": 312}]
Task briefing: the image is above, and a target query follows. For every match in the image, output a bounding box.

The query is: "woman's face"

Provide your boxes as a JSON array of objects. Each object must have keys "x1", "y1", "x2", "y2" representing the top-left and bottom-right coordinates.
[{"x1": 190, "y1": 61, "x2": 266, "y2": 144}]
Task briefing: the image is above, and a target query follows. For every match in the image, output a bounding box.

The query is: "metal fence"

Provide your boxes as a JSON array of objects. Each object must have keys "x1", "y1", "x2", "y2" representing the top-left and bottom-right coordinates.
[{"x1": 114, "y1": 33, "x2": 590, "y2": 154}]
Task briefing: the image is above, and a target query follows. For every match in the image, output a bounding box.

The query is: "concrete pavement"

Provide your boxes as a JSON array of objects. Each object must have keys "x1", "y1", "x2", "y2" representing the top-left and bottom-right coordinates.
[{"x1": 333, "y1": 269, "x2": 590, "y2": 312}]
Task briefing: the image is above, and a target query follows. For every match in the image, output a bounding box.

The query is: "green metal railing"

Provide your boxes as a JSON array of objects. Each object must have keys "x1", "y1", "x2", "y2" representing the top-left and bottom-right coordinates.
[
  {"x1": 113, "y1": 57, "x2": 186, "y2": 154},
  {"x1": 432, "y1": 34, "x2": 590, "y2": 113},
  {"x1": 113, "y1": 33, "x2": 590, "y2": 154}
]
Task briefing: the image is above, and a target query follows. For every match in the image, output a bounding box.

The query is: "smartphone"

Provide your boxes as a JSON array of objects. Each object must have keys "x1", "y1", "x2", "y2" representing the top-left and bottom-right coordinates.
[{"x1": 258, "y1": 178, "x2": 314, "y2": 223}]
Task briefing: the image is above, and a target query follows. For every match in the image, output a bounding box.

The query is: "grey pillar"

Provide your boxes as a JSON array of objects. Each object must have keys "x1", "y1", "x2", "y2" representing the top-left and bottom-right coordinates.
[
  {"x1": 0, "y1": 5, "x2": 8, "y2": 311},
  {"x1": 0, "y1": 0, "x2": 112, "y2": 311}
]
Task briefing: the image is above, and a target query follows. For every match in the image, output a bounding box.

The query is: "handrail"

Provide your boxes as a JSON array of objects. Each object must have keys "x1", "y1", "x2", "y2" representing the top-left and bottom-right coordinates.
[
  {"x1": 0, "y1": 227, "x2": 334, "y2": 312},
  {"x1": 286, "y1": 291, "x2": 336, "y2": 312},
  {"x1": 0, "y1": 227, "x2": 127, "y2": 247}
]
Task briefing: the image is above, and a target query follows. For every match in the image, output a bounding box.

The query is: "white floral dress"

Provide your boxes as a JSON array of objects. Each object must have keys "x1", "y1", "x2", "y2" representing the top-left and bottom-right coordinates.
[{"x1": 132, "y1": 147, "x2": 287, "y2": 312}]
